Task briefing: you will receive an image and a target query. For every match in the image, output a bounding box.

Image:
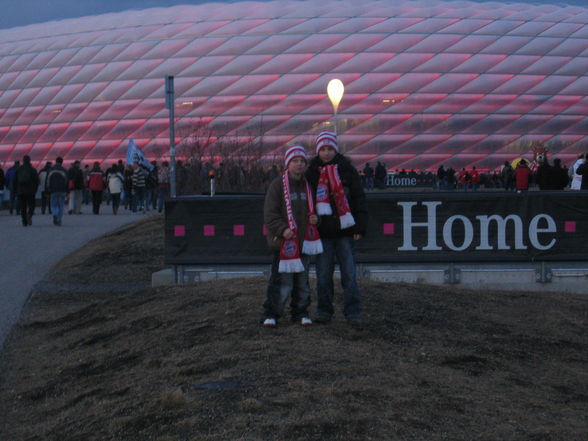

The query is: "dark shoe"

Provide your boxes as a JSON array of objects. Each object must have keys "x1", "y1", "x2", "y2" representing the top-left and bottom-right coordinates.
[
  {"x1": 347, "y1": 318, "x2": 364, "y2": 330},
  {"x1": 53, "y1": 216, "x2": 58, "y2": 225},
  {"x1": 28, "y1": 216, "x2": 32, "y2": 226},
  {"x1": 68, "y1": 210, "x2": 73, "y2": 215},
  {"x1": 314, "y1": 315, "x2": 331, "y2": 324}
]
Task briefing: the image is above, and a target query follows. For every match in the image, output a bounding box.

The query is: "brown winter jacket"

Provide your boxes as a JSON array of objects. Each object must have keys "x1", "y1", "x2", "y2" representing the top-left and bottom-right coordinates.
[{"x1": 264, "y1": 174, "x2": 310, "y2": 251}]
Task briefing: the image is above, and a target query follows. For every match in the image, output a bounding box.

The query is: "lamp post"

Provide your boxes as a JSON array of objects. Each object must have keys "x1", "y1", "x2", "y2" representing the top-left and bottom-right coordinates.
[
  {"x1": 327, "y1": 78, "x2": 344, "y2": 135},
  {"x1": 165, "y1": 75, "x2": 177, "y2": 198}
]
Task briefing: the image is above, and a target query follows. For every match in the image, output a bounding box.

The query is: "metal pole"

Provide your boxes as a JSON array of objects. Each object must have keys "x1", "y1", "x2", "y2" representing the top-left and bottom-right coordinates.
[{"x1": 165, "y1": 76, "x2": 177, "y2": 198}]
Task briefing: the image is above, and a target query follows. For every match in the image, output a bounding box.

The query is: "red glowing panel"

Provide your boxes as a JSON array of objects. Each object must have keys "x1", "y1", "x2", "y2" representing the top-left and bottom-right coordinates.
[
  {"x1": 439, "y1": 19, "x2": 492, "y2": 34},
  {"x1": 20, "y1": 124, "x2": 49, "y2": 143},
  {"x1": 97, "y1": 81, "x2": 135, "y2": 101},
  {"x1": 38, "y1": 123, "x2": 72, "y2": 143},
  {"x1": 326, "y1": 34, "x2": 387, "y2": 53},
  {"x1": 122, "y1": 79, "x2": 163, "y2": 100},
  {"x1": 516, "y1": 37, "x2": 564, "y2": 56},
  {"x1": 3, "y1": 126, "x2": 28, "y2": 144},
  {"x1": 209, "y1": 36, "x2": 266, "y2": 56},
  {"x1": 368, "y1": 34, "x2": 426, "y2": 53},
  {"x1": 285, "y1": 18, "x2": 346, "y2": 34},
  {"x1": 492, "y1": 75, "x2": 544, "y2": 94},
  {"x1": 8, "y1": 70, "x2": 38, "y2": 89},
  {"x1": 481, "y1": 36, "x2": 533, "y2": 54},
  {"x1": 242, "y1": 18, "x2": 305, "y2": 35},
  {"x1": 117, "y1": 60, "x2": 163, "y2": 82},
  {"x1": 391, "y1": 135, "x2": 452, "y2": 154},
  {"x1": 253, "y1": 54, "x2": 313, "y2": 75},
  {"x1": 402, "y1": 18, "x2": 459, "y2": 33}
]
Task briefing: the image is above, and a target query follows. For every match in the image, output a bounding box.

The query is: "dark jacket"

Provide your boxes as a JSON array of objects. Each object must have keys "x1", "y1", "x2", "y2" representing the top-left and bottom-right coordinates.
[
  {"x1": 264, "y1": 174, "x2": 310, "y2": 251},
  {"x1": 576, "y1": 162, "x2": 588, "y2": 190},
  {"x1": 306, "y1": 153, "x2": 368, "y2": 238},
  {"x1": 15, "y1": 163, "x2": 39, "y2": 196},
  {"x1": 47, "y1": 165, "x2": 69, "y2": 193},
  {"x1": 0, "y1": 168, "x2": 5, "y2": 190},
  {"x1": 68, "y1": 166, "x2": 84, "y2": 190}
]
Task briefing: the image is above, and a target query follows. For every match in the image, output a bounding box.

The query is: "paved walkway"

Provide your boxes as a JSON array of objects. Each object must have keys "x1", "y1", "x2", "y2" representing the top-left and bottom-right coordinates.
[{"x1": 0, "y1": 207, "x2": 155, "y2": 348}]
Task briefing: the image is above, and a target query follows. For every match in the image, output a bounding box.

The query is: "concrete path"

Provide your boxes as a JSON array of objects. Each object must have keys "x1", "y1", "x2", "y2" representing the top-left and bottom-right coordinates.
[{"x1": 0, "y1": 207, "x2": 155, "y2": 349}]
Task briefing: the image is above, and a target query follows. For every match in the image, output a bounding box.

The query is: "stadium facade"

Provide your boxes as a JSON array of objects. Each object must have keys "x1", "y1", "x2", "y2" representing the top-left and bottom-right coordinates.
[{"x1": 1, "y1": 0, "x2": 588, "y2": 171}]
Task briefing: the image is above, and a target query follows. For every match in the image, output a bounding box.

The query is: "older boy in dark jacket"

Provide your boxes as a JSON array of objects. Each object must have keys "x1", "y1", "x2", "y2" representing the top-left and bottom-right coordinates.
[
  {"x1": 15, "y1": 155, "x2": 39, "y2": 226},
  {"x1": 306, "y1": 132, "x2": 368, "y2": 328}
]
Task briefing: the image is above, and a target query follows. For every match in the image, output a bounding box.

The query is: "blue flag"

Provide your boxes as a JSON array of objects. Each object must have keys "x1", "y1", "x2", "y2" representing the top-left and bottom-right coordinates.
[{"x1": 126, "y1": 138, "x2": 154, "y2": 170}]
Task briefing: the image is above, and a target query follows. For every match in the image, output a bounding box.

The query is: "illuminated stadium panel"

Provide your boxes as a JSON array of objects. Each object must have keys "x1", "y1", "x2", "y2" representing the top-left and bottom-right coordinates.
[{"x1": 1, "y1": 0, "x2": 588, "y2": 171}]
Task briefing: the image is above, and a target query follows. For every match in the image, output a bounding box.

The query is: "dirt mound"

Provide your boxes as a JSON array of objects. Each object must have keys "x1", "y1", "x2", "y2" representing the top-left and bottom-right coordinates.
[{"x1": 0, "y1": 218, "x2": 587, "y2": 441}]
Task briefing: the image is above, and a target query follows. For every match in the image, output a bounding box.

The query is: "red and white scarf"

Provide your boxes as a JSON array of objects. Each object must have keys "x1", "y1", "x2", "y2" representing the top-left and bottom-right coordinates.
[
  {"x1": 279, "y1": 171, "x2": 323, "y2": 273},
  {"x1": 315, "y1": 164, "x2": 355, "y2": 230}
]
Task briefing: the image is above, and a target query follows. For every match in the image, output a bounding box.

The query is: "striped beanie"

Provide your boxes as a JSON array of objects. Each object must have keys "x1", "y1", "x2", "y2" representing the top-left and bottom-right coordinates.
[
  {"x1": 284, "y1": 145, "x2": 307, "y2": 167},
  {"x1": 315, "y1": 131, "x2": 339, "y2": 155}
]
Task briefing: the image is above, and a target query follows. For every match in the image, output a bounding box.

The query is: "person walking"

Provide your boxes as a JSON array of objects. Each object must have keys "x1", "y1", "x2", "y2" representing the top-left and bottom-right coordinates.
[
  {"x1": 131, "y1": 162, "x2": 147, "y2": 213},
  {"x1": 38, "y1": 161, "x2": 52, "y2": 215},
  {"x1": 575, "y1": 154, "x2": 588, "y2": 190},
  {"x1": 67, "y1": 160, "x2": 84, "y2": 214},
  {"x1": 5, "y1": 160, "x2": 20, "y2": 215},
  {"x1": 363, "y1": 162, "x2": 374, "y2": 190},
  {"x1": 261, "y1": 146, "x2": 321, "y2": 328},
  {"x1": 106, "y1": 164, "x2": 124, "y2": 215},
  {"x1": 47, "y1": 157, "x2": 68, "y2": 226},
  {"x1": 157, "y1": 161, "x2": 170, "y2": 213},
  {"x1": 0, "y1": 164, "x2": 5, "y2": 210},
  {"x1": 87, "y1": 162, "x2": 106, "y2": 214},
  {"x1": 570, "y1": 154, "x2": 584, "y2": 190},
  {"x1": 14, "y1": 155, "x2": 39, "y2": 226},
  {"x1": 375, "y1": 161, "x2": 387, "y2": 189},
  {"x1": 306, "y1": 132, "x2": 368, "y2": 328}
]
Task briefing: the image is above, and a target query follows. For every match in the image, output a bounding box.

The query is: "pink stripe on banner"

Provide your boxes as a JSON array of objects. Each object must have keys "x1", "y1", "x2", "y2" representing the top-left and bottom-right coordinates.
[
  {"x1": 234, "y1": 225, "x2": 245, "y2": 236},
  {"x1": 383, "y1": 223, "x2": 395, "y2": 235},
  {"x1": 203, "y1": 225, "x2": 215, "y2": 236},
  {"x1": 174, "y1": 225, "x2": 186, "y2": 237},
  {"x1": 564, "y1": 221, "x2": 576, "y2": 233}
]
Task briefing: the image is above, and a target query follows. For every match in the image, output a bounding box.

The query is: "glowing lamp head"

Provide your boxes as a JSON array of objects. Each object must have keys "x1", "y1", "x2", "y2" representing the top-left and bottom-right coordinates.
[{"x1": 327, "y1": 78, "x2": 344, "y2": 114}]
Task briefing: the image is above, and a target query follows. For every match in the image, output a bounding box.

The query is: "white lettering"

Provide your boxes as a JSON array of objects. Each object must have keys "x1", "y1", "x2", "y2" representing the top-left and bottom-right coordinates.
[
  {"x1": 398, "y1": 202, "x2": 558, "y2": 252},
  {"x1": 398, "y1": 201, "x2": 442, "y2": 251},
  {"x1": 476, "y1": 215, "x2": 526, "y2": 250},
  {"x1": 443, "y1": 215, "x2": 474, "y2": 251},
  {"x1": 528, "y1": 214, "x2": 556, "y2": 250}
]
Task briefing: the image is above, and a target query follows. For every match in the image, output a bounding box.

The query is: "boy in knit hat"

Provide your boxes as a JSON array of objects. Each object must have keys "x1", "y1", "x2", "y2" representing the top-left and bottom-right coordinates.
[
  {"x1": 262, "y1": 146, "x2": 322, "y2": 328},
  {"x1": 306, "y1": 132, "x2": 368, "y2": 328}
]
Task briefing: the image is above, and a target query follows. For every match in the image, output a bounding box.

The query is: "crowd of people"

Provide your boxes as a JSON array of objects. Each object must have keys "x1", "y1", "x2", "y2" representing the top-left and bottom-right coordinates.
[
  {"x1": 0, "y1": 156, "x2": 171, "y2": 226},
  {"x1": 1, "y1": 152, "x2": 585, "y2": 227},
  {"x1": 435, "y1": 157, "x2": 578, "y2": 192}
]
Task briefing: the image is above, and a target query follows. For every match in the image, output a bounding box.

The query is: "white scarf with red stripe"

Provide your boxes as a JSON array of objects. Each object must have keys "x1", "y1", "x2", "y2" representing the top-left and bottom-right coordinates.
[
  {"x1": 315, "y1": 164, "x2": 355, "y2": 229},
  {"x1": 279, "y1": 171, "x2": 323, "y2": 273}
]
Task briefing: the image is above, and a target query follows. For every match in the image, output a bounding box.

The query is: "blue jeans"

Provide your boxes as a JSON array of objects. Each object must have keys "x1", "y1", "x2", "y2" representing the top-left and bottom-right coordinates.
[
  {"x1": 50, "y1": 192, "x2": 66, "y2": 224},
  {"x1": 157, "y1": 185, "x2": 169, "y2": 212},
  {"x1": 263, "y1": 252, "x2": 311, "y2": 321},
  {"x1": 133, "y1": 187, "x2": 146, "y2": 212},
  {"x1": 315, "y1": 236, "x2": 361, "y2": 320}
]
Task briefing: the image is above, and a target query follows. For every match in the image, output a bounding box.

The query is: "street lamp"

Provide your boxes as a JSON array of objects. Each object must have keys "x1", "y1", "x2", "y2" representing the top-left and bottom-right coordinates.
[{"x1": 327, "y1": 78, "x2": 344, "y2": 134}]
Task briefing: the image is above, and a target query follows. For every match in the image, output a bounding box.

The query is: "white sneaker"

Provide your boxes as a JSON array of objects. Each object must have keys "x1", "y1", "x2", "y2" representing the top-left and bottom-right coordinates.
[
  {"x1": 263, "y1": 318, "x2": 276, "y2": 328},
  {"x1": 300, "y1": 317, "x2": 312, "y2": 326}
]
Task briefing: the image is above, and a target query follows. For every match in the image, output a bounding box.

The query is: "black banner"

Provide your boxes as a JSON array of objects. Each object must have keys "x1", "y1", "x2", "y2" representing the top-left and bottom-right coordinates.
[{"x1": 165, "y1": 192, "x2": 588, "y2": 265}]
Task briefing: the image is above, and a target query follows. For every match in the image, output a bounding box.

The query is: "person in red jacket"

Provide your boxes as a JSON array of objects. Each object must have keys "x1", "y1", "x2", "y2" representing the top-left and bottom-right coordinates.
[
  {"x1": 87, "y1": 161, "x2": 106, "y2": 214},
  {"x1": 458, "y1": 168, "x2": 470, "y2": 191},
  {"x1": 470, "y1": 166, "x2": 481, "y2": 191},
  {"x1": 515, "y1": 159, "x2": 531, "y2": 192}
]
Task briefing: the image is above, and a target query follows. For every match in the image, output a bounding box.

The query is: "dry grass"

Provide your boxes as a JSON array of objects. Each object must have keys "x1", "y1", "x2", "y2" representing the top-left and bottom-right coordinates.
[{"x1": 0, "y1": 217, "x2": 587, "y2": 441}]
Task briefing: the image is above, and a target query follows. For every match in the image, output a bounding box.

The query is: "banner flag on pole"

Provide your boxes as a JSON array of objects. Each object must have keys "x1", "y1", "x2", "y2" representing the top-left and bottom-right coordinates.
[{"x1": 126, "y1": 138, "x2": 154, "y2": 170}]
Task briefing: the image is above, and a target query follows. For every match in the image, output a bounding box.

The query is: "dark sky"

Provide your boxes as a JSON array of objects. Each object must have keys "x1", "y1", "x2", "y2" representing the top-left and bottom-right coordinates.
[{"x1": 0, "y1": 0, "x2": 586, "y2": 30}]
